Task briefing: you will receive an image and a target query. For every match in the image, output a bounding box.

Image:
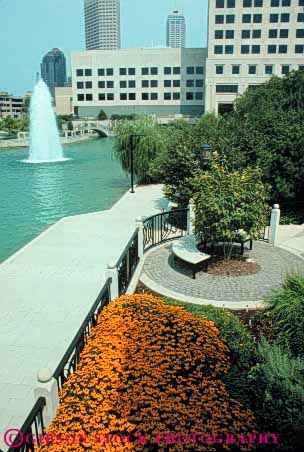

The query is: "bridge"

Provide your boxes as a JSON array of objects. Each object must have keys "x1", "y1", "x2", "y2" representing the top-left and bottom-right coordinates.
[{"x1": 72, "y1": 120, "x2": 115, "y2": 137}]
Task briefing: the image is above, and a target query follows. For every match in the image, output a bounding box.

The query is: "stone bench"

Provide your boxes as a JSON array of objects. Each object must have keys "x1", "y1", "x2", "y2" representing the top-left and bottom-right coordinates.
[{"x1": 172, "y1": 235, "x2": 211, "y2": 279}]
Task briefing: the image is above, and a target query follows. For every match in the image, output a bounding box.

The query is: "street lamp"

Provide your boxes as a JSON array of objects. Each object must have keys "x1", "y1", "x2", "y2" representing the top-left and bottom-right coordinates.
[
  {"x1": 199, "y1": 144, "x2": 212, "y2": 170},
  {"x1": 128, "y1": 134, "x2": 145, "y2": 194}
]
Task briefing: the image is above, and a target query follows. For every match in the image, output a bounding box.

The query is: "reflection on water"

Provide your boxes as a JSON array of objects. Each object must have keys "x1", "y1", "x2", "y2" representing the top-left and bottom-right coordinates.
[{"x1": 0, "y1": 138, "x2": 129, "y2": 261}]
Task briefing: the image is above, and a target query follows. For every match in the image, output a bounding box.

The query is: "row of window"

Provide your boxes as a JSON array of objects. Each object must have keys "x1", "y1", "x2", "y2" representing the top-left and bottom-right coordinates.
[
  {"x1": 215, "y1": 63, "x2": 296, "y2": 75},
  {"x1": 215, "y1": 13, "x2": 304, "y2": 24},
  {"x1": 214, "y1": 44, "x2": 304, "y2": 54},
  {"x1": 216, "y1": 0, "x2": 303, "y2": 8},
  {"x1": 215, "y1": 28, "x2": 304, "y2": 40},
  {"x1": 77, "y1": 92, "x2": 204, "y2": 102},
  {"x1": 76, "y1": 79, "x2": 205, "y2": 89},
  {"x1": 76, "y1": 66, "x2": 204, "y2": 77}
]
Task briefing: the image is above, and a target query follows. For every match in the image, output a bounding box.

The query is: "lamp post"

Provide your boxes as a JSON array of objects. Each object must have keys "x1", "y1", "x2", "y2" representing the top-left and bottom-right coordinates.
[
  {"x1": 199, "y1": 144, "x2": 212, "y2": 170},
  {"x1": 128, "y1": 134, "x2": 144, "y2": 194}
]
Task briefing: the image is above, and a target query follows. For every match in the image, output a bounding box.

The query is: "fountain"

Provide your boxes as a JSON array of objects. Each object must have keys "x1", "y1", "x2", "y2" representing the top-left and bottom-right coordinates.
[{"x1": 25, "y1": 79, "x2": 68, "y2": 163}]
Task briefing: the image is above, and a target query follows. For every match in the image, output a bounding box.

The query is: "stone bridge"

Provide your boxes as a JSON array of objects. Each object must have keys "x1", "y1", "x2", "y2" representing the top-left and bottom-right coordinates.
[{"x1": 72, "y1": 120, "x2": 115, "y2": 137}]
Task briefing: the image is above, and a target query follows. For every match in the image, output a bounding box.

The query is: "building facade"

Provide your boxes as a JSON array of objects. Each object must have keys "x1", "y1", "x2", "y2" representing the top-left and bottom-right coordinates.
[
  {"x1": 71, "y1": 48, "x2": 207, "y2": 117},
  {"x1": 41, "y1": 48, "x2": 67, "y2": 99},
  {"x1": 205, "y1": 0, "x2": 304, "y2": 114},
  {"x1": 0, "y1": 93, "x2": 25, "y2": 118},
  {"x1": 55, "y1": 87, "x2": 73, "y2": 115},
  {"x1": 167, "y1": 10, "x2": 186, "y2": 48},
  {"x1": 84, "y1": 0, "x2": 121, "y2": 50}
]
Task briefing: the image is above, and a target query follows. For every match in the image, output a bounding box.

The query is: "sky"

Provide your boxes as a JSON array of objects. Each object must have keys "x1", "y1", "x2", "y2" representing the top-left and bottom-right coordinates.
[{"x1": 0, "y1": 0, "x2": 209, "y2": 96}]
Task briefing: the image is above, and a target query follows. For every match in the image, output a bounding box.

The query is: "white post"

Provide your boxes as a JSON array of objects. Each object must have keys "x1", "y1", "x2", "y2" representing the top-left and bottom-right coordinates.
[
  {"x1": 34, "y1": 368, "x2": 59, "y2": 428},
  {"x1": 105, "y1": 262, "x2": 119, "y2": 301},
  {"x1": 187, "y1": 200, "x2": 195, "y2": 236},
  {"x1": 269, "y1": 204, "x2": 281, "y2": 245},
  {"x1": 136, "y1": 217, "x2": 144, "y2": 258}
]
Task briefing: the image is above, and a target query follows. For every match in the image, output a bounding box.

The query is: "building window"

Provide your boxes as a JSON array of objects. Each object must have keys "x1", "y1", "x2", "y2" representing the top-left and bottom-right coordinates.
[
  {"x1": 216, "y1": 0, "x2": 225, "y2": 7},
  {"x1": 142, "y1": 67, "x2": 149, "y2": 75},
  {"x1": 86, "y1": 94, "x2": 93, "y2": 101},
  {"x1": 281, "y1": 13, "x2": 290, "y2": 23},
  {"x1": 243, "y1": 14, "x2": 251, "y2": 23},
  {"x1": 76, "y1": 69, "x2": 84, "y2": 77},
  {"x1": 215, "y1": 15, "x2": 224, "y2": 24},
  {"x1": 107, "y1": 81, "x2": 114, "y2": 88},
  {"x1": 281, "y1": 65, "x2": 290, "y2": 75},
  {"x1": 77, "y1": 94, "x2": 84, "y2": 101},
  {"x1": 248, "y1": 65, "x2": 257, "y2": 74},
  {"x1": 268, "y1": 45, "x2": 277, "y2": 53},
  {"x1": 119, "y1": 68, "x2": 127, "y2": 76},
  {"x1": 225, "y1": 45, "x2": 234, "y2": 54},
  {"x1": 282, "y1": 0, "x2": 290, "y2": 5},
  {"x1": 151, "y1": 93, "x2": 158, "y2": 100},
  {"x1": 196, "y1": 66, "x2": 204, "y2": 74},
  {"x1": 187, "y1": 67, "x2": 195, "y2": 74},
  {"x1": 173, "y1": 67, "x2": 181, "y2": 75},
  {"x1": 227, "y1": 0, "x2": 236, "y2": 7},
  {"x1": 296, "y1": 29, "x2": 304, "y2": 38},
  {"x1": 255, "y1": 0, "x2": 263, "y2": 5},
  {"x1": 243, "y1": 0, "x2": 252, "y2": 6},
  {"x1": 269, "y1": 29, "x2": 278, "y2": 38},
  {"x1": 128, "y1": 68, "x2": 136, "y2": 76},
  {"x1": 242, "y1": 30, "x2": 250, "y2": 39},
  {"x1": 216, "y1": 65, "x2": 224, "y2": 75},
  {"x1": 128, "y1": 80, "x2": 136, "y2": 88},
  {"x1": 77, "y1": 82, "x2": 84, "y2": 89},
  {"x1": 271, "y1": 0, "x2": 279, "y2": 5},
  {"x1": 265, "y1": 65, "x2": 273, "y2": 75},
  {"x1": 128, "y1": 93, "x2": 136, "y2": 100},
  {"x1": 186, "y1": 92, "x2": 194, "y2": 100},
  {"x1": 106, "y1": 68, "x2": 114, "y2": 76},
  {"x1": 98, "y1": 69, "x2": 105, "y2": 76},
  {"x1": 253, "y1": 14, "x2": 262, "y2": 23},
  {"x1": 241, "y1": 45, "x2": 250, "y2": 54},
  {"x1": 278, "y1": 45, "x2": 288, "y2": 53},
  {"x1": 120, "y1": 81, "x2": 127, "y2": 88},
  {"x1": 215, "y1": 30, "x2": 224, "y2": 39},
  {"x1": 107, "y1": 93, "x2": 114, "y2": 101},
  {"x1": 226, "y1": 14, "x2": 235, "y2": 23},
  {"x1": 142, "y1": 80, "x2": 149, "y2": 88},
  {"x1": 120, "y1": 93, "x2": 127, "y2": 100},
  {"x1": 187, "y1": 79, "x2": 195, "y2": 87},
  {"x1": 270, "y1": 14, "x2": 279, "y2": 23},
  {"x1": 298, "y1": 13, "x2": 304, "y2": 22},
  {"x1": 173, "y1": 80, "x2": 181, "y2": 87},
  {"x1": 164, "y1": 67, "x2": 171, "y2": 75},
  {"x1": 252, "y1": 45, "x2": 260, "y2": 54},
  {"x1": 280, "y1": 29, "x2": 289, "y2": 38},
  {"x1": 226, "y1": 30, "x2": 234, "y2": 39},
  {"x1": 196, "y1": 80, "x2": 204, "y2": 87},
  {"x1": 151, "y1": 67, "x2": 158, "y2": 75},
  {"x1": 151, "y1": 80, "x2": 158, "y2": 88},
  {"x1": 98, "y1": 93, "x2": 105, "y2": 101},
  {"x1": 216, "y1": 85, "x2": 238, "y2": 93},
  {"x1": 299, "y1": 65, "x2": 304, "y2": 70},
  {"x1": 173, "y1": 92, "x2": 180, "y2": 100},
  {"x1": 164, "y1": 93, "x2": 171, "y2": 100},
  {"x1": 215, "y1": 45, "x2": 223, "y2": 54},
  {"x1": 142, "y1": 93, "x2": 149, "y2": 100},
  {"x1": 299, "y1": 0, "x2": 304, "y2": 6},
  {"x1": 232, "y1": 65, "x2": 240, "y2": 74},
  {"x1": 252, "y1": 30, "x2": 261, "y2": 38},
  {"x1": 85, "y1": 69, "x2": 92, "y2": 76},
  {"x1": 164, "y1": 80, "x2": 171, "y2": 87},
  {"x1": 196, "y1": 92, "x2": 204, "y2": 100},
  {"x1": 85, "y1": 81, "x2": 92, "y2": 89},
  {"x1": 295, "y1": 45, "x2": 304, "y2": 53}
]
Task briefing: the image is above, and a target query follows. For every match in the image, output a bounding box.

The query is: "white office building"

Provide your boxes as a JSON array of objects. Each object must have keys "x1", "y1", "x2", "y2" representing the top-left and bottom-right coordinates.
[
  {"x1": 205, "y1": 0, "x2": 304, "y2": 114},
  {"x1": 71, "y1": 47, "x2": 207, "y2": 117},
  {"x1": 167, "y1": 10, "x2": 186, "y2": 48},
  {"x1": 84, "y1": 0, "x2": 121, "y2": 50}
]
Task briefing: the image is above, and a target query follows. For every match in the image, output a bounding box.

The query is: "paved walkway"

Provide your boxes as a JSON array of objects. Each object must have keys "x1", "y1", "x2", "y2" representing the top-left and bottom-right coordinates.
[
  {"x1": 0, "y1": 184, "x2": 167, "y2": 451},
  {"x1": 140, "y1": 241, "x2": 304, "y2": 310},
  {"x1": 276, "y1": 224, "x2": 304, "y2": 257}
]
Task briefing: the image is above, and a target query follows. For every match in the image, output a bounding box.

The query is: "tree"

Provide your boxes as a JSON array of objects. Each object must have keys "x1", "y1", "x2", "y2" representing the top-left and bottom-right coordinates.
[
  {"x1": 67, "y1": 121, "x2": 74, "y2": 131},
  {"x1": 97, "y1": 109, "x2": 107, "y2": 120},
  {"x1": 192, "y1": 165, "x2": 270, "y2": 259}
]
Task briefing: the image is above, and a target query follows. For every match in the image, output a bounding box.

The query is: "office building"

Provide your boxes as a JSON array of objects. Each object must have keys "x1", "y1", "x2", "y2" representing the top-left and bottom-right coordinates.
[
  {"x1": 167, "y1": 10, "x2": 186, "y2": 48},
  {"x1": 55, "y1": 87, "x2": 73, "y2": 115},
  {"x1": 41, "y1": 48, "x2": 67, "y2": 99},
  {"x1": 0, "y1": 93, "x2": 25, "y2": 118},
  {"x1": 205, "y1": 0, "x2": 304, "y2": 114},
  {"x1": 84, "y1": 0, "x2": 121, "y2": 50},
  {"x1": 71, "y1": 47, "x2": 207, "y2": 117}
]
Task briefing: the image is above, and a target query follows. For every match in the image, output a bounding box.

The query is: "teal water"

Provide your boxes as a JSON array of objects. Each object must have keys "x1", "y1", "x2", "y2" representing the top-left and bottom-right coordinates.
[{"x1": 0, "y1": 138, "x2": 129, "y2": 262}]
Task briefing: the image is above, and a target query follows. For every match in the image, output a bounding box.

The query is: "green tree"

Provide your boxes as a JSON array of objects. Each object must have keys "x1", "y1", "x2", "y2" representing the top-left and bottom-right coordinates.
[
  {"x1": 192, "y1": 165, "x2": 270, "y2": 259},
  {"x1": 97, "y1": 109, "x2": 107, "y2": 120},
  {"x1": 67, "y1": 120, "x2": 74, "y2": 131}
]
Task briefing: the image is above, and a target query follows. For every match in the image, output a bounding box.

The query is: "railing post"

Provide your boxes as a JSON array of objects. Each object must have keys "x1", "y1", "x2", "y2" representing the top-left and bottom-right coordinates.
[
  {"x1": 135, "y1": 217, "x2": 144, "y2": 258},
  {"x1": 187, "y1": 199, "x2": 195, "y2": 235},
  {"x1": 34, "y1": 368, "x2": 59, "y2": 428},
  {"x1": 105, "y1": 262, "x2": 119, "y2": 300},
  {"x1": 269, "y1": 204, "x2": 281, "y2": 245}
]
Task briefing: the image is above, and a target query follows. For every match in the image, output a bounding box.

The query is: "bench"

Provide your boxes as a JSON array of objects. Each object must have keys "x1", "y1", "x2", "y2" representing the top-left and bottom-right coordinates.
[
  {"x1": 203, "y1": 230, "x2": 253, "y2": 256},
  {"x1": 172, "y1": 235, "x2": 211, "y2": 279}
]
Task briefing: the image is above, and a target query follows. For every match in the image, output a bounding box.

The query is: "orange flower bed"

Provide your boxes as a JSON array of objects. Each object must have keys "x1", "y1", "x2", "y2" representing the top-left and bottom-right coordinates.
[{"x1": 39, "y1": 294, "x2": 256, "y2": 451}]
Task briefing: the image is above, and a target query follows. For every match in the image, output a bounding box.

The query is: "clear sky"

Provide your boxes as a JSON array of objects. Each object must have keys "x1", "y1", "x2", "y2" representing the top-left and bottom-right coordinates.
[{"x1": 0, "y1": 0, "x2": 208, "y2": 96}]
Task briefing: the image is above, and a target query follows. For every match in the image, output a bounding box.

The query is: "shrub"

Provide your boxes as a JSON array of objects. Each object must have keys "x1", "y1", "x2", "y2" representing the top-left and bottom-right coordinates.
[
  {"x1": 39, "y1": 294, "x2": 256, "y2": 452},
  {"x1": 265, "y1": 275, "x2": 304, "y2": 357},
  {"x1": 97, "y1": 109, "x2": 108, "y2": 120}
]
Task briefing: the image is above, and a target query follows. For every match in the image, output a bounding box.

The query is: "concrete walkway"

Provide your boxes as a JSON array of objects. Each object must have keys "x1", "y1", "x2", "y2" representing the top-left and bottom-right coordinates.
[
  {"x1": 0, "y1": 184, "x2": 167, "y2": 451},
  {"x1": 276, "y1": 224, "x2": 304, "y2": 257}
]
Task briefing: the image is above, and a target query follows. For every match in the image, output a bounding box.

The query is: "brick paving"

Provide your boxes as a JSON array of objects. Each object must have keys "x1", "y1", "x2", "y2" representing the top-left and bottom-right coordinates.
[{"x1": 141, "y1": 241, "x2": 304, "y2": 302}]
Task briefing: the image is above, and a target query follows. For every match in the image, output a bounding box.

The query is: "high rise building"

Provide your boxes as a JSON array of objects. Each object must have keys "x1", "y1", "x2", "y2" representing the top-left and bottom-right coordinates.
[
  {"x1": 167, "y1": 10, "x2": 186, "y2": 48},
  {"x1": 40, "y1": 48, "x2": 67, "y2": 99},
  {"x1": 205, "y1": 0, "x2": 304, "y2": 114},
  {"x1": 84, "y1": 0, "x2": 121, "y2": 50}
]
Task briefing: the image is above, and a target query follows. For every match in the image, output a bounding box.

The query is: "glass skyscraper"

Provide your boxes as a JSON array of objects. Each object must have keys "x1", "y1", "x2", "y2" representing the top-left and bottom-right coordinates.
[
  {"x1": 84, "y1": 0, "x2": 121, "y2": 50},
  {"x1": 40, "y1": 48, "x2": 67, "y2": 99},
  {"x1": 167, "y1": 10, "x2": 186, "y2": 48}
]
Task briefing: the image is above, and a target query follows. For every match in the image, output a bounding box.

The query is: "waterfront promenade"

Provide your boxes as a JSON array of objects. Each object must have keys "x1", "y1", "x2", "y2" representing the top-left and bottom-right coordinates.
[{"x1": 0, "y1": 184, "x2": 167, "y2": 450}]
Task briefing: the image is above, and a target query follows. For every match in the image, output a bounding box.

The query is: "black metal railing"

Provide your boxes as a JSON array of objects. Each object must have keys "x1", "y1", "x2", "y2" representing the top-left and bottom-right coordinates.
[
  {"x1": 53, "y1": 278, "x2": 112, "y2": 392},
  {"x1": 117, "y1": 229, "x2": 139, "y2": 296},
  {"x1": 7, "y1": 397, "x2": 46, "y2": 452},
  {"x1": 143, "y1": 208, "x2": 189, "y2": 251}
]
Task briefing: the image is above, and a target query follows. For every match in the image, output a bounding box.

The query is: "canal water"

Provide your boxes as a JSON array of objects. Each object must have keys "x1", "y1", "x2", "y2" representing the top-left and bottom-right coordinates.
[{"x1": 0, "y1": 138, "x2": 129, "y2": 262}]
